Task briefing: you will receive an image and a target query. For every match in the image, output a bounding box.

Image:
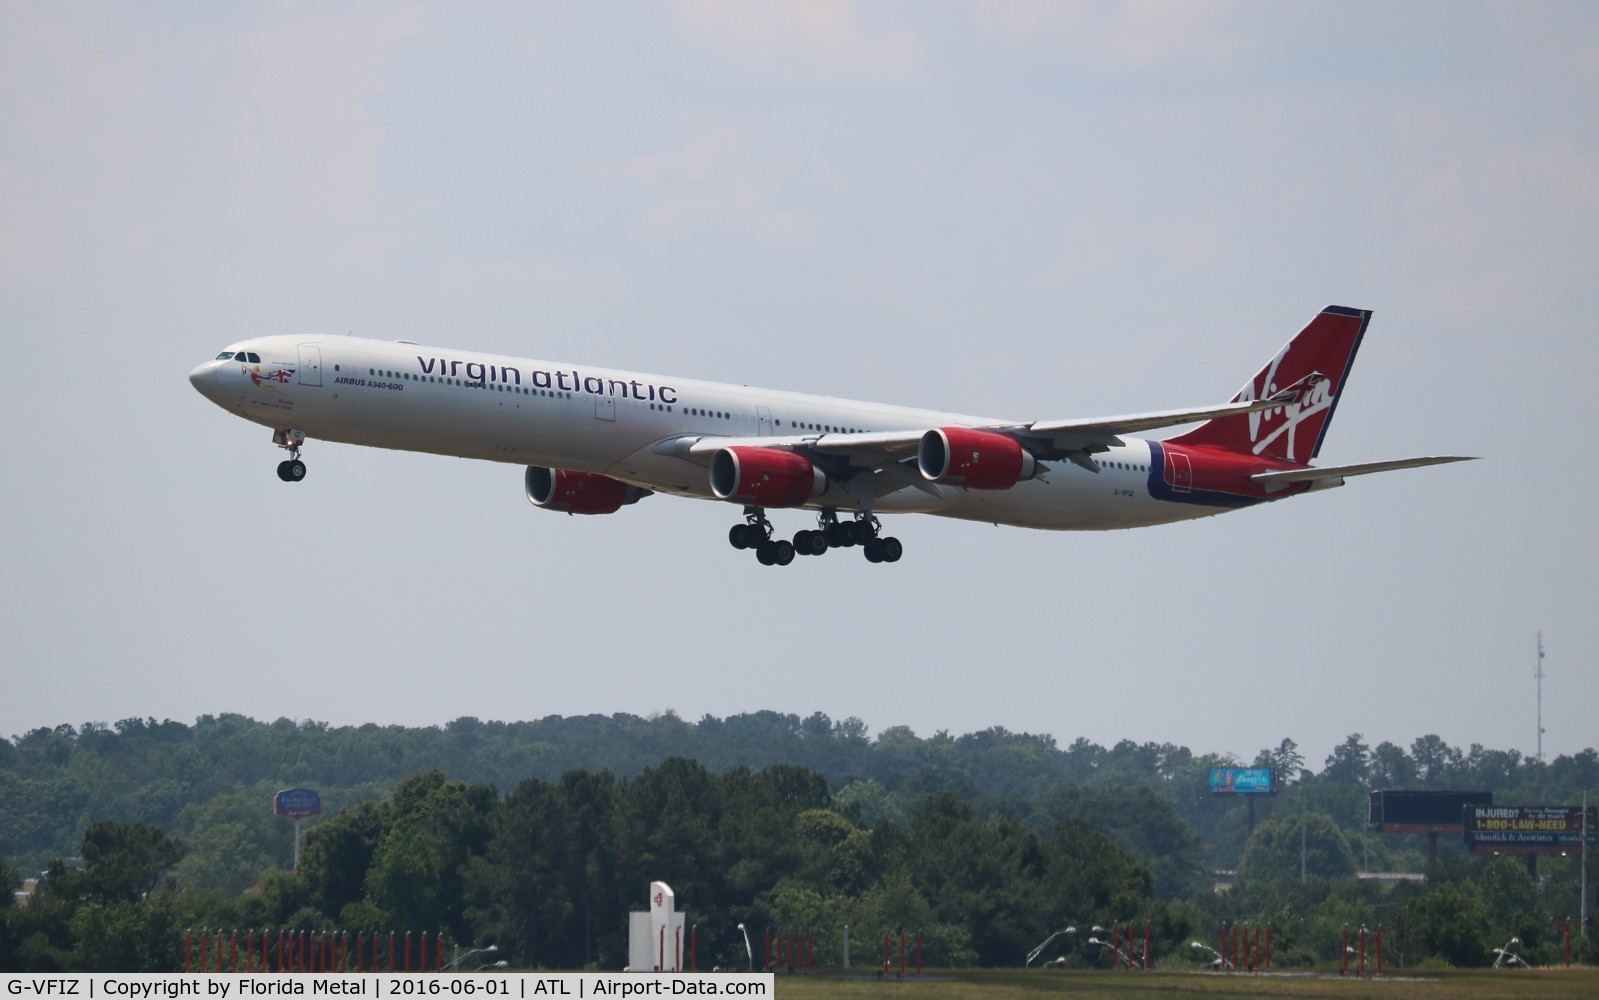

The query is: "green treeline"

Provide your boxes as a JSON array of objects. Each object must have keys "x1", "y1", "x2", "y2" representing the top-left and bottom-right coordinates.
[{"x1": 1, "y1": 713, "x2": 1595, "y2": 972}]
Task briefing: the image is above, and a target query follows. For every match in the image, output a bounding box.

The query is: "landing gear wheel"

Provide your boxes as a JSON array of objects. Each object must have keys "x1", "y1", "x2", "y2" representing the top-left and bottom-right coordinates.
[
  {"x1": 846, "y1": 520, "x2": 873, "y2": 546},
  {"x1": 879, "y1": 536, "x2": 903, "y2": 563},
  {"x1": 824, "y1": 523, "x2": 847, "y2": 548},
  {"x1": 863, "y1": 539, "x2": 884, "y2": 563},
  {"x1": 772, "y1": 539, "x2": 796, "y2": 566},
  {"x1": 756, "y1": 542, "x2": 776, "y2": 566},
  {"x1": 793, "y1": 530, "x2": 828, "y2": 556},
  {"x1": 729, "y1": 524, "x2": 754, "y2": 549},
  {"x1": 277, "y1": 459, "x2": 306, "y2": 482}
]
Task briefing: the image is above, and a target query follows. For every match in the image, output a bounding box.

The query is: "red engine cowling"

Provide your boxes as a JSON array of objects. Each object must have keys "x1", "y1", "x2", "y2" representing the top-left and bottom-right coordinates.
[
  {"x1": 918, "y1": 427, "x2": 1037, "y2": 490},
  {"x1": 525, "y1": 467, "x2": 649, "y2": 515},
  {"x1": 710, "y1": 447, "x2": 826, "y2": 507}
]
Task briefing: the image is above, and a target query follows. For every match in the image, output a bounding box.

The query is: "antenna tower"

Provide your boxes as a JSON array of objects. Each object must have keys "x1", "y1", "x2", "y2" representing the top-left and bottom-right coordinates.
[{"x1": 1535, "y1": 632, "x2": 1546, "y2": 763}]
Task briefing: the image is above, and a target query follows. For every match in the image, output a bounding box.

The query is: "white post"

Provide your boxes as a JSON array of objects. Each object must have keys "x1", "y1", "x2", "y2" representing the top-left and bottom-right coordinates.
[{"x1": 1583, "y1": 789, "x2": 1589, "y2": 939}]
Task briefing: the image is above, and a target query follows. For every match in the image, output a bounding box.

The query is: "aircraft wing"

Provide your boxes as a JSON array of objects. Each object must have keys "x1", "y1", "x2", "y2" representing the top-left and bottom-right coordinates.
[
  {"x1": 650, "y1": 394, "x2": 1299, "y2": 491},
  {"x1": 1025, "y1": 397, "x2": 1290, "y2": 439},
  {"x1": 656, "y1": 397, "x2": 1288, "y2": 467},
  {"x1": 1252, "y1": 455, "x2": 1478, "y2": 488}
]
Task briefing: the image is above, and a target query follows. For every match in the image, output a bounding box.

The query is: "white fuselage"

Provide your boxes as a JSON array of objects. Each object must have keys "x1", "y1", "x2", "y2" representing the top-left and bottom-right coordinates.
[{"x1": 188, "y1": 334, "x2": 1229, "y2": 531}]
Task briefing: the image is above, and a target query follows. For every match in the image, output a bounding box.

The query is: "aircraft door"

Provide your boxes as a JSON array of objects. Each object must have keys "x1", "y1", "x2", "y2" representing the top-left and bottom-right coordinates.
[
  {"x1": 757, "y1": 405, "x2": 773, "y2": 437},
  {"x1": 594, "y1": 397, "x2": 616, "y2": 421},
  {"x1": 296, "y1": 345, "x2": 323, "y2": 386},
  {"x1": 1166, "y1": 450, "x2": 1193, "y2": 492}
]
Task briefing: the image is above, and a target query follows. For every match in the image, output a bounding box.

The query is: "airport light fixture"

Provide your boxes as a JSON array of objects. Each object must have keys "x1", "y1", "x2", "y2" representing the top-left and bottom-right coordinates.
[
  {"x1": 1088, "y1": 936, "x2": 1137, "y2": 969},
  {"x1": 447, "y1": 944, "x2": 498, "y2": 970},
  {"x1": 1190, "y1": 940, "x2": 1231, "y2": 970},
  {"x1": 1025, "y1": 927, "x2": 1076, "y2": 967},
  {"x1": 1492, "y1": 937, "x2": 1527, "y2": 969}
]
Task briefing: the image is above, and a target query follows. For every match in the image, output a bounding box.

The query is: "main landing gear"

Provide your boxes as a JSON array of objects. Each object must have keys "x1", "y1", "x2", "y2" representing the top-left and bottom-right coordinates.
[
  {"x1": 728, "y1": 507, "x2": 902, "y2": 566},
  {"x1": 273, "y1": 428, "x2": 307, "y2": 482}
]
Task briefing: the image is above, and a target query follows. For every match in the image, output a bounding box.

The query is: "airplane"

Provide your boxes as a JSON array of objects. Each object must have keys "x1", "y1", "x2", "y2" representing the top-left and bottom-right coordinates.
[{"x1": 188, "y1": 305, "x2": 1473, "y2": 566}]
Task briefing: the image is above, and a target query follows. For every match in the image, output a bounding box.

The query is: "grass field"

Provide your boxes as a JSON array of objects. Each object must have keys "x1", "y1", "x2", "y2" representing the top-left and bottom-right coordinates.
[{"x1": 769, "y1": 966, "x2": 1599, "y2": 999}]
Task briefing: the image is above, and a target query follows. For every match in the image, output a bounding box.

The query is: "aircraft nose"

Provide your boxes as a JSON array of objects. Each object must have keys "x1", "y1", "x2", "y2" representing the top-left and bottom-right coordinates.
[{"x1": 188, "y1": 362, "x2": 217, "y2": 397}]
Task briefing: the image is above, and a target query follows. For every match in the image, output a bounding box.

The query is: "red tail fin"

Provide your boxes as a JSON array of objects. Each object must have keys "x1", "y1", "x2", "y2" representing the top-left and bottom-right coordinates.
[{"x1": 1165, "y1": 306, "x2": 1369, "y2": 464}]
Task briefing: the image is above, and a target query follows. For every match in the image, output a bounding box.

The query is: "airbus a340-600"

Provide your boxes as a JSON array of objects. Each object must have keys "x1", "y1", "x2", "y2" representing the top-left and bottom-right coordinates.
[{"x1": 189, "y1": 306, "x2": 1471, "y2": 566}]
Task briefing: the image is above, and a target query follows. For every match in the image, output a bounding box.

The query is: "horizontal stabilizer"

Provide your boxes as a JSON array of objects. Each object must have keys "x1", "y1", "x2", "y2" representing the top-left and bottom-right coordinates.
[{"x1": 1252, "y1": 455, "x2": 1477, "y2": 486}]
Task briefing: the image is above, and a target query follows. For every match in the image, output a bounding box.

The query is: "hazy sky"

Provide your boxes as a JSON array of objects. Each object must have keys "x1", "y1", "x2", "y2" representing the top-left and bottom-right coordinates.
[{"x1": 3, "y1": 1, "x2": 1594, "y2": 770}]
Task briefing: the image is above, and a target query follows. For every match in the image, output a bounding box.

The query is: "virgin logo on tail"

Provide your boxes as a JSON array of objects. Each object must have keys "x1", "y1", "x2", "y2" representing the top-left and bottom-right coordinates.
[
  {"x1": 1167, "y1": 306, "x2": 1366, "y2": 465},
  {"x1": 1242, "y1": 357, "x2": 1336, "y2": 462}
]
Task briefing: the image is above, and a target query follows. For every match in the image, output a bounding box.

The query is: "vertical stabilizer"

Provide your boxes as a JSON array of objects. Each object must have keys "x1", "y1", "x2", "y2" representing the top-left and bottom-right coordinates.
[{"x1": 1165, "y1": 306, "x2": 1369, "y2": 464}]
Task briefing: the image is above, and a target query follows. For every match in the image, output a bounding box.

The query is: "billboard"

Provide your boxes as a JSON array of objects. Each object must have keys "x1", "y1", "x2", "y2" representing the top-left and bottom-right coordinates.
[
  {"x1": 1464, "y1": 805, "x2": 1598, "y2": 853},
  {"x1": 1369, "y1": 790, "x2": 1492, "y2": 832},
  {"x1": 274, "y1": 787, "x2": 322, "y2": 818},
  {"x1": 1209, "y1": 768, "x2": 1277, "y2": 796}
]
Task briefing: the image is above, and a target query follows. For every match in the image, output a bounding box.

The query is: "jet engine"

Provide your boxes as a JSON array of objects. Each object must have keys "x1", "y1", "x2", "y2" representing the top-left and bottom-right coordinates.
[
  {"x1": 710, "y1": 447, "x2": 827, "y2": 507},
  {"x1": 918, "y1": 427, "x2": 1037, "y2": 490},
  {"x1": 525, "y1": 467, "x2": 650, "y2": 515}
]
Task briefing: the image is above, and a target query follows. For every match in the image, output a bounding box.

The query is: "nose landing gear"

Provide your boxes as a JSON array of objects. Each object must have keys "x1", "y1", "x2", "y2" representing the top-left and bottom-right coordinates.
[{"x1": 273, "y1": 428, "x2": 307, "y2": 482}]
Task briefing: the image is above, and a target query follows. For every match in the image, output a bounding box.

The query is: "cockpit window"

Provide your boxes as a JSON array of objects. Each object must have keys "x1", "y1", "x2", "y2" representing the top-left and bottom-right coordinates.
[
  {"x1": 216, "y1": 351, "x2": 235, "y2": 360},
  {"x1": 246, "y1": 352, "x2": 261, "y2": 363}
]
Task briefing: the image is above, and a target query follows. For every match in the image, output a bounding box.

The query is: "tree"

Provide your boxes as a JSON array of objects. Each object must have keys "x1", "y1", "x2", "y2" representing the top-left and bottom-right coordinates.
[
  {"x1": 364, "y1": 776, "x2": 497, "y2": 941},
  {"x1": 74, "y1": 821, "x2": 186, "y2": 904},
  {"x1": 1255, "y1": 739, "x2": 1306, "y2": 785},
  {"x1": 170, "y1": 793, "x2": 289, "y2": 896},
  {"x1": 1395, "y1": 882, "x2": 1489, "y2": 966},
  {"x1": 1322, "y1": 734, "x2": 1371, "y2": 786},
  {"x1": 300, "y1": 800, "x2": 389, "y2": 920},
  {"x1": 68, "y1": 896, "x2": 180, "y2": 972},
  {"x1": 1409, "y1": 735, "x2": 1462, "y2": 786},
  {"x1": 1369, "y1": 741, "x2": 1417, "y2": 788},
  {"x1": 1237, "y1": 813, "x2": 1355, "y2": 887},
  {"x1": 1475, "y1": 855, "x2": 1543, "y2": 947}
]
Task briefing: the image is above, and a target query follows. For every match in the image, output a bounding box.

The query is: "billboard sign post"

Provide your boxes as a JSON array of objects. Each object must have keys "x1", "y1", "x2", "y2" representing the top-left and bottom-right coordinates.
[
  {"x1": 1210, "y1": 768, "x2": 1277, "y2": 838},
  {"x1": 274, "y1": 788, "x2": 322, "y2": 870}
]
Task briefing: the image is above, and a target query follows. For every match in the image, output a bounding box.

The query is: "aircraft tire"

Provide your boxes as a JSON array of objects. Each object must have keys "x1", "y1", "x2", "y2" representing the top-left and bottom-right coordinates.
[
  {"x1": 880, "y1": 537, "x2": 903, "y2": 562},
  {"x1": 863, "y1": 539, "x2": 884, "y2": 563},
  {"x1": 823, "y1": 524, "x2": 845, "y2": 548},
  {"x1": 288, "y1": 460, "x2": 306, "y2": 481},
  {"x1": 730, "y1": 524, "x2": 752, "y2": 549},
  {"x1": 773, "y1": 540, "x2": 796, "y2": 566},
  {"x1": 756, "y1": 542, "x2": 776, "y2": 566},
  {"x1": 847, "y1": 521, "x2": 873, "y2": 546}
]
